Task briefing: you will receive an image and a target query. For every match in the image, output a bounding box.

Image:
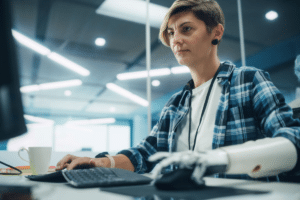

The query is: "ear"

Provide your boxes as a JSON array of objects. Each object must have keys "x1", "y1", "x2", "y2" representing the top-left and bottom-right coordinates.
[{"x1": 213, "y1": 24, "x2": 224, "y2": 40}]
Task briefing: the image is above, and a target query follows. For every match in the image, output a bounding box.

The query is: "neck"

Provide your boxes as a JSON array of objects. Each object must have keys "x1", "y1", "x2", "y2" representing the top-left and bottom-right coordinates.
[{"x1": 188, "y1": 56, "x2": 220, "y2": 88}]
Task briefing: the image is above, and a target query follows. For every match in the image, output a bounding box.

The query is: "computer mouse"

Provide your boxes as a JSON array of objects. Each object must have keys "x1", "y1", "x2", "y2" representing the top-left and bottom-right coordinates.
[{"x1": 154, "y1": 168, "x2": 206, "y2": 190}]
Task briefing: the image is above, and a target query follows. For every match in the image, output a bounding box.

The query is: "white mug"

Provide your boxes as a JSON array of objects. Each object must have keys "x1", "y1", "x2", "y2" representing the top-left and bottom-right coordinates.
[{"x1": 18, "y1": 147, "x2": 52, "y2": 175}]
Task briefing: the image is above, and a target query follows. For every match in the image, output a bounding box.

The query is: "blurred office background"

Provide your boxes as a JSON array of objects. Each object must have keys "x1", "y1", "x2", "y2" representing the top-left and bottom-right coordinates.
[{"x1": 1, "y1": 0, "x2": 300, "y2": 153}]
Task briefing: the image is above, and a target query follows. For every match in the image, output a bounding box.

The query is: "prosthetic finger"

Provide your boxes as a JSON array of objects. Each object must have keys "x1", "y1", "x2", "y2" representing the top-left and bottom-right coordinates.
[{"x1": 148, "y1": 152, "x2": 172, "y2": 162}]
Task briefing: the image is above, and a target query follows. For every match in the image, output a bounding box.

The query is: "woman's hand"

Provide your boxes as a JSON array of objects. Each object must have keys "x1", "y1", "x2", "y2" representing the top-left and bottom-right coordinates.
[
  {"x1": 56, "y1": 154, "x2": 79, "y2": 171},
  {"x1": 55, "y1": 154, "x2": 110, "y2": 171}
]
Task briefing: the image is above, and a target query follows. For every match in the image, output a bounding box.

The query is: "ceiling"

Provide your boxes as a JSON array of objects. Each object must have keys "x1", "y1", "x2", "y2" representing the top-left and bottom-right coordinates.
[{"x1": 10, "y1": 0, "x2": 300, "y2": 122}]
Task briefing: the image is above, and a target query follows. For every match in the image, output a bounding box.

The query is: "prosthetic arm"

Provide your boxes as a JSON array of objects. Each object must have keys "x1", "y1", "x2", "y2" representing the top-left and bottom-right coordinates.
[{"x1": 149, "y1": 137, "x2": 297, "y2": 184}]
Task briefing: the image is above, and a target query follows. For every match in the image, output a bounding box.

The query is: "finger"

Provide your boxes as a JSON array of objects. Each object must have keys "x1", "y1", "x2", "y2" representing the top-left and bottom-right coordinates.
[
  {"x1": 67, "y1": 157, "x2": 91, "y2": 170},
  {"x1": 151, "y1": 163, "x2": 164, "y2": 179},
  {"x1": 89, "y1": 159, "x2": 96, "y2": 167},
  {"x1": 148, "y1": 152, "x2": 171, "y2": 162},
  {"x1": 56, "y1": 154, "x2": 74, "y2": 169},
  {"x1": 55, "y1": 163, "x2": 69, "y2": 171}
]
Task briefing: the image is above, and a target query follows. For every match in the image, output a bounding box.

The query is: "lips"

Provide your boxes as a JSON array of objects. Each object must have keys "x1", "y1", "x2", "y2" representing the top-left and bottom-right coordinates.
[{"x1": 175, "y1": 50, "x2": 189, "y2": 54}]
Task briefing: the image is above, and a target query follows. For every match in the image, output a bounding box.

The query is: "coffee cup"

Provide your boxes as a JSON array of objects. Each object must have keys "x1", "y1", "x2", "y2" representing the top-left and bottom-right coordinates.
[{"x1": 18, "y1": 147, "x2": 52, "y2": 175}]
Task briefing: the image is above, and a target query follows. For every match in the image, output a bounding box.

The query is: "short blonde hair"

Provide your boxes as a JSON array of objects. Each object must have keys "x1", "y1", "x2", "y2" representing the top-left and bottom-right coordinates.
[{"x1": 159, "y1": 0, "x2": 225, "y2": 46}]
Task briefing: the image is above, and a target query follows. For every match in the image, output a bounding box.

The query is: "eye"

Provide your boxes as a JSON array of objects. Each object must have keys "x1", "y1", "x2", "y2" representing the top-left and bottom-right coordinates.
[
  {"x1": 167, "y1": 31, "x2": 174, "y2": 37},
  {"x1": 183, "y1": 26, "x2": 192, "y2": 32}
]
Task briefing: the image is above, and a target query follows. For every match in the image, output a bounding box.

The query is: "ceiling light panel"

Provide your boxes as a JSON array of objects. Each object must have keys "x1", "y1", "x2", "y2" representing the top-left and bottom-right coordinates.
[
  {"x1": 117, "y1": 68, "x2": 171, "y2": 80},
  {"x1": 24, "y1": 115, "x2": 54, "y2": 124},
  {"x1": 12, "y1": 30, "x2": 90, "y2": 77},
  {"x1": 65, "y1": 118, "x2": 116, "y2": 126},
  {"x1": 171, "y1": 66, "x2": 190, "y2": 74},
  {"x1": 12, "y1": 30, "x2": 51, "y2": 55},
  {"x1": 85, "y1": 101, "x2": 139, "y2": 114},
  {"x1": 96, "y1": 0, "x2": 168, "y2": 28},
  {"x1": 32, "y1": 97, "x2": 89, "y2": 111},
  {"x1": 20, "y1": 79, "x2": 82, "y2": 93},
  {"x1": 47, "y1": 52, "x2": 90, "y2": 76}
]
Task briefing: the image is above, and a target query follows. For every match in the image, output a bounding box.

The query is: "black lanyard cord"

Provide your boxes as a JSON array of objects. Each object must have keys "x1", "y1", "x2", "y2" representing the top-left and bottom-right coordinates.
[{"x1": 188, "y1": 66, "x2": 222, "y2": 151}]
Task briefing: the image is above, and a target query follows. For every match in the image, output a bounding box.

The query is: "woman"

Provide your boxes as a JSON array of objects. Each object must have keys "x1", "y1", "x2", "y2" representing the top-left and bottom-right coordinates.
[{"x1": 56, "y1": 0, "x2": 300, "y2": 180}]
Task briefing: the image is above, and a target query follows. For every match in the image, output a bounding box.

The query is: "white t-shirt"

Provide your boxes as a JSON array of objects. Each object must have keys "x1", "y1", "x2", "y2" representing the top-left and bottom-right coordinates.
[{"x1": 174, "y1": 79, "x2": 222, "y2": 152}]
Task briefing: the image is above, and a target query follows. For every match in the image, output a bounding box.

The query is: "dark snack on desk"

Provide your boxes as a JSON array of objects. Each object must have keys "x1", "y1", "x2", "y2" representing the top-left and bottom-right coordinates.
[{"x1": 26, "y1": 170, "x2": 66, "y2": 183}]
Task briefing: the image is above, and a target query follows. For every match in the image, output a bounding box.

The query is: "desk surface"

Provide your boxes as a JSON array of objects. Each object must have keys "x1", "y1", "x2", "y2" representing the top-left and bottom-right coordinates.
[{"x1": 1, "y1": 175, "x2": 300, "y2": 200}]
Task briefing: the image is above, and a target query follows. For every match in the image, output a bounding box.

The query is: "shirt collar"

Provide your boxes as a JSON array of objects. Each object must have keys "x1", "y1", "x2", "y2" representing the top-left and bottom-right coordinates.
[{"x1": 184, "y1": 61, "x2": 236, "y2": 90}]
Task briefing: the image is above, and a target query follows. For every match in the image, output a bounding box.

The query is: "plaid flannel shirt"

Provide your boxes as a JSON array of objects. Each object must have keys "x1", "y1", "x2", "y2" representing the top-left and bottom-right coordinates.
[{"x1": 118, "y1": 62, "x2": 300, "y2": 179}]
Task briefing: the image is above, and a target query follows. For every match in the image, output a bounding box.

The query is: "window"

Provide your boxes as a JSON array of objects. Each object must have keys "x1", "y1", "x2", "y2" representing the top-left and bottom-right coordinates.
[
  {"x1": 7, "y1": 124, "x2": 53, "y2": 151},
  {"x1": 7, "y1": 123, "x2": 131, "y2": 153}
]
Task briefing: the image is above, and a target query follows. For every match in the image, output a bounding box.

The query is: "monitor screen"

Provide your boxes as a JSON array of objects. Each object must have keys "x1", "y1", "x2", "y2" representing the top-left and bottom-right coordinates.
[{"x1": 0, "y1": 1, "x2": 27, "y2": 141}]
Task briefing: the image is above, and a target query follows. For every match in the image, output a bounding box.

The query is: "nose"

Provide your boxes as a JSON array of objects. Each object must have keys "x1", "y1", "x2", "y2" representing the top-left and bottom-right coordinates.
[{"x1": 172, "y1": 31, "x2": 183, "y2": 46}]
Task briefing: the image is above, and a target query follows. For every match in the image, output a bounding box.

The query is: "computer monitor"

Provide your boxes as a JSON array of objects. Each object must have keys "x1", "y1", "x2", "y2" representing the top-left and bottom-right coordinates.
[{"x1": 0, "y1": 1, "x2": 27, "y2": 141}]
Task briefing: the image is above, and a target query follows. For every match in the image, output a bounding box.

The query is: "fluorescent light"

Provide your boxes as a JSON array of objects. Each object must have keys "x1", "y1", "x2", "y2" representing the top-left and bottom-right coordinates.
[
  {"x1": 265, "y1": 11, "x2": 278, "y2": 21},
  {"x1": 106, "y1": 83, "x2": 148, "y2": 107},
  {"x1": 117, "y1": 68, "x2": 171, "y2": 80},
  {"x1": 152, "y1": 80, "x2": 160, "y2": 87},
  {"x1": 171, "y1": 66, "x2": 190, "y2": 74},
  {"x1": 20, "y1": 85, "x2": 40, "y2": 93},
  {"x1": 66, "y1": 118, "x2": 116, "y2": 126},
  {"x1": 24, "y1": 115, "x2": 54, "y2": 124},
  {"x1": 47, "y1": 52, "x2": 90, "y2": 76},
  {"x1": 12, "y1": 30, "x2": 90, "y2": 76},
  {"x1": 12, "y1": 30, "x2": 51, "y2": 55},
  {"x1": 95, "y1": 38, "x2": 106, "y2": 46},
  {"x1": 96, "y1": 0, "x2": 168, "y2": 28},
  {"x1": 20, "y1": 79, "x2": 82, "y2": 93}
]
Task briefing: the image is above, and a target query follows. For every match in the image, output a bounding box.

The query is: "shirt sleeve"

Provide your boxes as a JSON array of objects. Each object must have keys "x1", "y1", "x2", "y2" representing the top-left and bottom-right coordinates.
[
  {"x1": 117, "y1": 92, "x2": 181, "y2": 174},
  {"x1": 117, "y1": 123, "x2": 160, "y2": 173},
  {"x1": 252, "y1": 69, "x2": 300, "y2": 176}
]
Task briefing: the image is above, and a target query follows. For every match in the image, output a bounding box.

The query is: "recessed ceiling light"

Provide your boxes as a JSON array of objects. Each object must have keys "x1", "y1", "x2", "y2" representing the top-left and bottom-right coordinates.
[
  {"x1": 110, "y1": 107, "x2": 116, "y2": 112},
  {"x1": 64, "y1": 90, "x2": 72, "y2": 96},
  {"x1": 265, "y1": 11, "x2": 278, "y2": 21},
  {"x1": 152, "y1": 80, "x2": 160, "y2": 87},
  {"x1": 95, "y1": 38, "x2": 106, "y2": 46}
]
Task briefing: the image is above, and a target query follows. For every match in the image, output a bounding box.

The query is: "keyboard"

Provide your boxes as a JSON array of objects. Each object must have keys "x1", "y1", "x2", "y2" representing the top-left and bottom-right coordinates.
[{"x1": 26, "y1": 167, "x2": 152, "y2": 188}]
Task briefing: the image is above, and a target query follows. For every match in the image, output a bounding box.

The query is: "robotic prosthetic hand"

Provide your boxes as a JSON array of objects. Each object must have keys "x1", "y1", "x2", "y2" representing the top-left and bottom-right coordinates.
[
  {"x1": 149, "y1": 137, "x2": 297, "y2": 188},
  {"x1": 149, "y1": 149, "x2": 228, "y2": 186}
]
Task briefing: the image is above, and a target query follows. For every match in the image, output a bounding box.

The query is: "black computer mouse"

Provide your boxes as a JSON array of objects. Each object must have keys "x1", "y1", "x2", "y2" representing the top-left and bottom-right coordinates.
[{"x1": 154, "y1": 168, "x2": 205, "y2": 190}]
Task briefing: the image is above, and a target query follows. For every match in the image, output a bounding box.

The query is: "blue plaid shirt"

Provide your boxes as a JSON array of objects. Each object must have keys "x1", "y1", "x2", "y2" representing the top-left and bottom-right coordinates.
[{"x1": 118, "y1": 62, "x2": 300, "y2": 178}]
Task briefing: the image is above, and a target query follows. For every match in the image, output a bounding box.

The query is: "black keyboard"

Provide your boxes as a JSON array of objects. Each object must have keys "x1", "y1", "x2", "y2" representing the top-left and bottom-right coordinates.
[{"x1": 26, "y1": 167, "x2": 152, "y2": 188}]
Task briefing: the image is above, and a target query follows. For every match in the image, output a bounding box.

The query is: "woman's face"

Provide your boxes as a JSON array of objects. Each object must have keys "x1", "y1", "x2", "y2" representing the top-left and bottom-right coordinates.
[{"x1": 167, "y1": 11, "x2": 215, "y2": 66}]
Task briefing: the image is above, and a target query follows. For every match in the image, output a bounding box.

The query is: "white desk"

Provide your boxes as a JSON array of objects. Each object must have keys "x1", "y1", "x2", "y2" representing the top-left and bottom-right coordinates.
[{"x1": 1, "y1": 175, "x2": 300, "y2": 200}]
